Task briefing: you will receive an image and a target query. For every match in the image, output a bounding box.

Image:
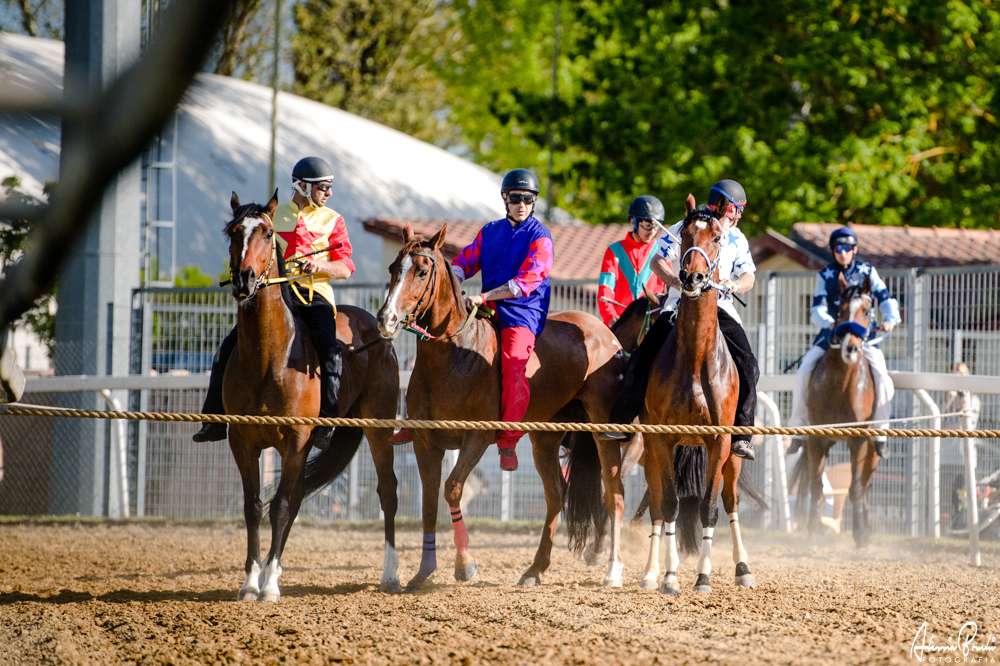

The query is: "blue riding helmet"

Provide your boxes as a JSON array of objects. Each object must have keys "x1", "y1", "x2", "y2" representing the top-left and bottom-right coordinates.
[
  {"x1": 829, "y1": 226, "x2": 858, "y2": 249},
  {"x1": 707, "y1": 179, "x2": 747, "y2": 216}
]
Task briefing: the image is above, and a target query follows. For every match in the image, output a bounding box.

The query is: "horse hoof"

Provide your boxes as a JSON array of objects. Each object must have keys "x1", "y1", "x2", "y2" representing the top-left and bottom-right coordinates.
[
  {"x1": 237, "y1": 590, "x2": 258, "y2": 601},
  {"x1": 517, "y1": 574, "x2": 540, "y2": 586},
  {"x1": 258, "y1": 591, "x2": 280, "y2": 602},
  {"x1": 639, "y1": 577, "x2": 659, "y2": 591},
  {"x1": 405, "y1": 574, "x2": 428, "y2": 593},
  {"x1": 602, "y1": 577, "x2": 623, "y2": 588},
  {"x1": 454, "y1": 560, "x2": 478, "y2": 582},
  {"x1": 379, "y1": 578, "x2": 403, "y2": 593},
  {"x1": 693, "y1": 574, "x2": 711, "y2": 594},
  {"x1": 734, "y1": 562, "x2": 755, "y2": 588},
  {"x1": 659, "y1": 573, "x2": 680, "y2": 595}
]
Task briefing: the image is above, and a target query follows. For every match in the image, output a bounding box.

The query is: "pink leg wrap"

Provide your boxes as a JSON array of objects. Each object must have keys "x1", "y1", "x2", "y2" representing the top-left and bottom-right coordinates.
[{"x1": 451, "y1": 507, "x2": 470, "y2": 555}]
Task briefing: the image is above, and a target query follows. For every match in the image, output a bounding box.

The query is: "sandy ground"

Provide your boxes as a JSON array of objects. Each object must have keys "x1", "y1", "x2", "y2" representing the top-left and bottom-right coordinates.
[{"x1": 0, "y1": 520, "x2": 997, "y2": 665}]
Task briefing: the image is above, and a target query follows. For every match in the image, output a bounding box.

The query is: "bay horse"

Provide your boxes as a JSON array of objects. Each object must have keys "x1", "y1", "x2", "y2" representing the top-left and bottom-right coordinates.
[
  {"x1": 376, "y1": 223, "x2": 631, "y2": 589},
  {"x1": 222, "y1": 191, "x2": 401, "y2": 600},
  {"x1": 792, "y1": 272, "x2": 879, "y2": 547},
  {"x1": 640, "y1": 195, "x2": 754, "y2": 595}
]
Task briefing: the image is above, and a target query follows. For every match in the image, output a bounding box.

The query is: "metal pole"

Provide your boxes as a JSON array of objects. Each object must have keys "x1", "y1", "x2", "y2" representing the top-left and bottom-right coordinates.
[
  {"x1": 545, "y1": 1, "x2": 561, "y2": 222},
  {"x1": 961, "y1": 392, "x2": 981, "y2": 566},
  {"x1": 913, "y1": 389, "x2": 941, "y2": 538},
  {"x1": 99, "y1": 389, "x2": 130, "y2": 518},
  {"x1": 267, "y1": 0, "x2": 281, "y2": 195}
]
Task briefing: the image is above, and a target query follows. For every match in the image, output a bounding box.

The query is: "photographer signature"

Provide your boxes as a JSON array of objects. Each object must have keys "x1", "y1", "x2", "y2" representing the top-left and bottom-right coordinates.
[{"x1": 911, "y1": 622, "x2": 998, "y2": 662}]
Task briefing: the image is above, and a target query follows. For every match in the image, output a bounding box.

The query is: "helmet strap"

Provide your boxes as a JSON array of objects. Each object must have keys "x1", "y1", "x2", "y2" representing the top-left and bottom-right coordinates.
[
  {"x1": 294, "y1": 180, "x2": 311, "y2": 199},
  {"x1": 505, "y1": 200, "x2": 534, "y2": 224}
]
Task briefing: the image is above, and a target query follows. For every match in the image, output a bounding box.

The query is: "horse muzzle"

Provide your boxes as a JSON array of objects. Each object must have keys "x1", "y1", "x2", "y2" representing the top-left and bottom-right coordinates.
[
  {"x1": 376, "y1": 309, "x2": 402, "y2": 339},
  {"x1": 231, "y1": 268, "x2": 256, "y2": 302},
  {"x1": 679, "y1": 269, "x2": 707, "y2": 297}
]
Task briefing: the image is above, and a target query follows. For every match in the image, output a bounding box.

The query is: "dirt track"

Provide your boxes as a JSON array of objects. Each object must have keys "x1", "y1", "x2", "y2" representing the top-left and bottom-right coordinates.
[{"x1": 0, "y1": 521, "x2": 997, "y2": 665}]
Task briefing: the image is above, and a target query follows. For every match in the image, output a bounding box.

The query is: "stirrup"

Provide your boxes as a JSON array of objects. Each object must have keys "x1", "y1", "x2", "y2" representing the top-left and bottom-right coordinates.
[
  {"x1": 498, "y1": 447, "x2": 518, "y2": 472},
  {"x1": 731, "y1": 440, "x2": 755, "y2": 461},
  {"x1": 597, "y1": 430, "x2": 629, "y2": 442}
]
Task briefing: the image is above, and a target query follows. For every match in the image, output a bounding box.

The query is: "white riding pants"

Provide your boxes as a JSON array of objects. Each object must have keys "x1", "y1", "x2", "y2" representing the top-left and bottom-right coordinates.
[{"x1": 788, "y1": 345, "x2": 893, "y2": 439}]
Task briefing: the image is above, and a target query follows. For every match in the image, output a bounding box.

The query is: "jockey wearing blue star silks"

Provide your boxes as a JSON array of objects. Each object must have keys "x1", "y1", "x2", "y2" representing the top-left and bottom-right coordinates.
[
  {"x1": 597, "y1": 179, "x2": 760, "y2": 461},
  {"x1": 787, "y1": 226, "x2": 902, "y2": 458},
  {"x1": 192, "y1": 156, "x2": 354, "y2": 448}
]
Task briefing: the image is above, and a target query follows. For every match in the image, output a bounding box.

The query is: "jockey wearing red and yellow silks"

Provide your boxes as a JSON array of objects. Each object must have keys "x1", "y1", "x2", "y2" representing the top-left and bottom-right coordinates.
[
  {"x1": 273, "y1": 199, "x2": 354, "y2": 308},
  {"x1": 598, "y1": 195, "x2": 667, "y2": 326}
]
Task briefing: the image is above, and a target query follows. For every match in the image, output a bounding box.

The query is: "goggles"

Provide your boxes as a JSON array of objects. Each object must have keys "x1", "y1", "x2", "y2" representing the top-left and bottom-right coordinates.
[
  {"x1": 312, "y1": 181, "x2": 333, "y2": 193},
  {"x1": 833, "y1": 244, "x2": 855, "y2": 254},
  {"x1": 505, "y1": 192, "x2": 537, "y2": 205},
  {"x1": 633, "y1": 218, "x2": 657, "y2": 230}
]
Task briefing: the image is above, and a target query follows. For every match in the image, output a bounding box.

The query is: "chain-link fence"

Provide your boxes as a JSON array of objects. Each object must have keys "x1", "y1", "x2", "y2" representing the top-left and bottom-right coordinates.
[{"x1": 2, "y1": 271, "x2": 999, "y2": 541}]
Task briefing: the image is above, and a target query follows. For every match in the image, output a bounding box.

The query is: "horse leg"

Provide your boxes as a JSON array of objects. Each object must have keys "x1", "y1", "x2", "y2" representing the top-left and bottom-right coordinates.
[
  {"x1": 695, "y1": 437, "x2": 728, "y2": 594},
  {"x1": 367, "y1": 427, "x2": 401, "y2": 592},
  {"x1": 658, "y1": 439, "x2": 682, "y2": 595},
  {"x1": 259, "y1": 430, "x2": 311, "y2": 602},
  {"x1": 806, "y1": 437, "x2": 829, "y2": 541},
  {"x1": 406, "y1": 440, "x2": 445, "y2": 592},
  {"x1": 595, "y1": 437, "x2": 626, "y2": 587},
  {"x1": 722, "y1": 453, "x2": 755, "y2": 587},
  {"x1": 849, "y1": 437, "x2": 877, "y2": 549},
  {"x1": 519, "y1": 431, "x2": 565, "y2": 586},
  {"x1": 443, "y1": 437, "x2": 490, "y2": 583},
  {"x1": 639, "y1": 434, "x2": 665, "y2": 591},
  {"x1": 231, "y1": 436, "x2": 263, "y2": 601}
]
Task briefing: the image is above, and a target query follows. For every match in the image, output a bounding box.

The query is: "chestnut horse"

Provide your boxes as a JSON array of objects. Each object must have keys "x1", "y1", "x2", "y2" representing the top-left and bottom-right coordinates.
[
  {"x1": 376, "y1": 223, "x2": 631, "y2": 589},
  {"x1": 640, "y1": 195, "x2": 754, "y2": 595},
  {"x1": 222, "y1": 191, "x2": 401, "y2": 600},
  {"x1": 791, "y1": 273, "x2": 879, "y2": 547}
]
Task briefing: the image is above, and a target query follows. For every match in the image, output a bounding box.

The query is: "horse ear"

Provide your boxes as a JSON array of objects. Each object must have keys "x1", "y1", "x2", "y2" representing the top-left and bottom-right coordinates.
[
  {"x1": 685, "y1": 194, "x2": 696, "y2": 214},
  {"x1": 231, "y1": 192, "x2": 241, "y2": 213},
  {"x1": 838, "y1": 271, "x2": 848, "y2": 290},
  {"x1": 266, "y1": 189, "x2": 279, "y2": 218},
  {"x1": 643, "y1": 285, "x2": 659, "y2": 306},
  {"x1": 429, "y1": 224, "x2": 448, "y2": 251},
  {"x1": 402, "y1": 221, "x2": 414, "y2": 243},
  {"x1": 863, "y1": 274, "x2": 872, "y2": 293}
]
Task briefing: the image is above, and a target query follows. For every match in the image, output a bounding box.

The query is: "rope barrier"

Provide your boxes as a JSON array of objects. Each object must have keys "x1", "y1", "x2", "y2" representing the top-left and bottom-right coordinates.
[{"x1": 1, "y1": 402, "x2": 998, "y2": 439}]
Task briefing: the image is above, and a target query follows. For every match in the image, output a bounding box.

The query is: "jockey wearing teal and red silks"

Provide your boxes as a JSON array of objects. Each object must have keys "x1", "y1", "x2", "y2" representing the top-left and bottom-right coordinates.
[
  {"x1": 451, "y1": 168, "x2": 554, "y2": 472},
  {"x1": 787, "y1": 226, "x2": 901, "y2": 458}
]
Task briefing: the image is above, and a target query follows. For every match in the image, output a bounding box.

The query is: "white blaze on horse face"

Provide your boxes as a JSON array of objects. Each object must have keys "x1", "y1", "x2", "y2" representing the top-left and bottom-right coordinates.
[
  {"x1": 240, "y1": 217, "x2": 266, "y2": 262},
  {"x1": 695, "y1": 220, "x2": 708, "y2": 230},
  {"x1": 383, "y1": 255, "x2": 413, "y2": 329}
]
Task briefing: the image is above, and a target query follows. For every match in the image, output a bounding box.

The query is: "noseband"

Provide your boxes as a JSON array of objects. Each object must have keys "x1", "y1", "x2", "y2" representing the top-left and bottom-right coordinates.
[
  {"x1": 680, "y1": 245, "x2": 721, "y2": 298},
  {"x1": 830, "y1": 293, "x2": 874, "y2": 348},
  {"x1": 400, "y1": 249, "x2": 439, "y2": 329}
]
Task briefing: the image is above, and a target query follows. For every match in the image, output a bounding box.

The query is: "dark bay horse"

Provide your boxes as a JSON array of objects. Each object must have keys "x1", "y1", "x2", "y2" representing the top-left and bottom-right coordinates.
[
  {"x1": 792, "y1": 272, "x2": 879, "y2": 547},
  {"x1": 641, "y1": 195, "x2": 754, "y2": 595},
  {"x1": 376, "y1": 223, "x2": 631, "y2": 589},
  {"x1": 222, "y1": 191, "x2": 400, "y2": 600}
]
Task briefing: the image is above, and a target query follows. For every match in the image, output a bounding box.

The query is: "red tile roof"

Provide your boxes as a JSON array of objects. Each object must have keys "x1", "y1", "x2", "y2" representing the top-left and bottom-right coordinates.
[
  {"x1": 363, "y1": 217, "x2": 637, "y2": 281},
  {"x1": 750, "y1": 223, "x2": 1000, "y2": 270}
]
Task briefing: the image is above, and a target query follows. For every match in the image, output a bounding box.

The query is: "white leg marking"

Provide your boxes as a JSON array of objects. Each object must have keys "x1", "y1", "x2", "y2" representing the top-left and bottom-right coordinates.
[
  {"x1": 729, "y1": 512, "x2": 748, "y2": 565},
  {"x1": 380, "y1": 542, "x2": 402, "y2": 593},
  {"x1": 696, "y1": 526, "x2": 714, "y2": 576},
  {"x1": 640, "y1": 522, "x2": 662, "y2": 589},
  {"x1": 258, "y1": 555, "x2": 282, "y2": 602},
  {"x1": 659, "y1": 521, "x2": 680, "y2": 595},
  {"x1": 602, "y1": 504, "x2": 624, "y2": 587},
  {"x1": 238, "y1": 561, "x2": 262, "y2": 601}
]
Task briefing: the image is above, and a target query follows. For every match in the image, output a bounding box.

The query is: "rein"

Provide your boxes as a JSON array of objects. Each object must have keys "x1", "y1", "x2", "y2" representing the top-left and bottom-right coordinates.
[{"x1": 398, "y1": 248, "x2": 480, "y2": 341}]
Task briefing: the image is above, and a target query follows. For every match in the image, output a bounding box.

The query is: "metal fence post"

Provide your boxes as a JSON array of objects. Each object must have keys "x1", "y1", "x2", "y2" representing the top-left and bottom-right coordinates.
[
  {"x1": 500, "y1": 471, "x2": 511, "y2": 522},
  {"x1": 961, "y1": 392, "x2": 981, "y2": 566},
  {"x1": 913, "y1": 389, "x2": 941, "y2": 538}
]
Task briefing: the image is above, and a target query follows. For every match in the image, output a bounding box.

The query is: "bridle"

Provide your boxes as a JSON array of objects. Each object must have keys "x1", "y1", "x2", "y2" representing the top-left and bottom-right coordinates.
[
  {"x1": 393, "y1": 246, "x2": 478, "y2": 341},
  {"x1": 829, "y1": 293, "x2": 874, "y2": 349},
  {"x1": 224, "y1": 212, "x2": 320, "y2": 306}
]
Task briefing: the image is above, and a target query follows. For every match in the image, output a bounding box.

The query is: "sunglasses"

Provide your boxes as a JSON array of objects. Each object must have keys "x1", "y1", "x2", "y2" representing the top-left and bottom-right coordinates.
[
  {"x1": 313, "y1": 182, "x2": 333, "y2": 193},
  {"x1": 834, "y1": 245, "x2": 855, "y2": 254},
  {"x1": 505, "y1": 192, "x2": 537, "y2": 205}
]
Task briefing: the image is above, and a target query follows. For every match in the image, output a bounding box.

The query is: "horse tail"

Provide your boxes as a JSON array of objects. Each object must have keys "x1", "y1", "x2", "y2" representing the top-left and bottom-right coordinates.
[
  {"x1": 564, "y1": 429, "x2": 608, "y2": 557},
  {"x1": 673, "y1": 446, "x2": 706, "y2": 557},
  {"x1": 302, "y1": 426, "x2": 365, "y2": 498},
  {"x1": 788, "y1": 451, "x2": 811, "y2": 528},
  {"x1": 737, "y1": 471, "x2": 769, "y2": 511}
]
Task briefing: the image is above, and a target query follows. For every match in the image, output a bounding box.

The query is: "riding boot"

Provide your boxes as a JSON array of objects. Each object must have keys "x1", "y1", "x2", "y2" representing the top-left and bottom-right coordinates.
[
  {"x1": 299, "y1": 300, "x2": 343, "y2": 452},
  {"x1": 598, "y1": 315, "x2": 675, "y2": 441},
  {"x1": 719, "y1": 310, "x2": 759, "y2": 461},
  {"x1": 193, "y1": 327, "x2": 237, "y2": 442}
]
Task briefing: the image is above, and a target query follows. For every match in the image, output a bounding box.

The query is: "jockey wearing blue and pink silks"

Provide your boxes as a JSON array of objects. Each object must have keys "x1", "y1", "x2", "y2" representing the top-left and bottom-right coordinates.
[{"x1": 451, "y1": 168, "x2": 554, "y2": 472}]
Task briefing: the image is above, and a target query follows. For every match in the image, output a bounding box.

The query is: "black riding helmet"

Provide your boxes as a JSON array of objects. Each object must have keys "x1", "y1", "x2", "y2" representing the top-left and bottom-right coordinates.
[
  {"x1": 707, "y1": 179, "x2": 747, "y2": 217},
  {"x1": 500, "y1": 168, "x2": 540, "y2": 194},
  {"x1": 627, "y1": 195, "x2": 665, "y2": 230},
  {"x1": 828, "y1": 226, "x2": 859, "y2": 248},
  {"x1": 292, "y1": 156, "x2": 335, "y2": 183}
]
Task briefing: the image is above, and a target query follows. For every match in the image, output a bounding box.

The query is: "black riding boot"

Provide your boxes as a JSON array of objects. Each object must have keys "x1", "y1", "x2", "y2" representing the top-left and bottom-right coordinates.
[
  {"x1": 719, "y1": 310, "x2": 760, "y2": 461},
  {"x1": 192, "y1": 327, "x2": 237, "y2": 442},
  {"x1": 299, "y1": 300, "x2": 343, "y2": 451},
  {"x1": 598, "y1": 315, "x2": 675, "y2": 441}
]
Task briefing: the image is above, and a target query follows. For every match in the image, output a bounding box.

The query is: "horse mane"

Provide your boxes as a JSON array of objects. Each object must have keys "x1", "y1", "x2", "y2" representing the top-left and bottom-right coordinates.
[
  {"x1": 680, "y1": 204, "x2": 717, "y2": 230},
  {"x1": 224, "y1": 201, "x2": 271, "y2": 235},
  {"x1": 398, "y1": 234, "x2": 469, "y2": 320},
  {"x1": 838, "y1": 283, "x2": 867, "y2": 309}
]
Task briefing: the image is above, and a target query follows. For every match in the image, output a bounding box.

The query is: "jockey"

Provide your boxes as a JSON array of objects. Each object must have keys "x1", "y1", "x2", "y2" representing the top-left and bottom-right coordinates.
[
  {"x1": 598, "y1": 195, "x2": 667, "y2": 327},
  {"x1": 598, "y1": 179, "x2": 760, "y2": 460},
  {"x1": 787, "y1": 226, "x2": 900, "y2": 458},
  {"x1": 451, "y1": 168, "x2": 554, "y2": 472},
  {"x1": 192, "y1": 156, "x2": 354, "y2": 447}
]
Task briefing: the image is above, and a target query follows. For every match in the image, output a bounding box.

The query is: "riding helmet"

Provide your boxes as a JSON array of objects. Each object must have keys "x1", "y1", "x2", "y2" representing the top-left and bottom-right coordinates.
[
  {"x1": 707, "y1": 179, "x2": 747, "y2": 212},
  {"x1": 500, "y1": 168, "x2": 540, "y2": 194},
  {"x1": 627, "y1": 195, "x2": 665, "y2": 229},
  {"x1": 292, "y1": 156, "x2": 335, "y2": 182},
  {"x1": 828, "y1": 226, "x2": 858, "y2": 248}
]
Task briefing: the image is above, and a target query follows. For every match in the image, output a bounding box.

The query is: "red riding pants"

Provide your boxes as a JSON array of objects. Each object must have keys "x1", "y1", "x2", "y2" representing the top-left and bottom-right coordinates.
[{"x1": 497, "y1": 326, "x2": 535, "y2": 448}]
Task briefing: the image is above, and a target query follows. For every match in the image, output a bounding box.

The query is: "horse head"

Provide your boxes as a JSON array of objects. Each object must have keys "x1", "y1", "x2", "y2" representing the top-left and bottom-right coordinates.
[
  {"x1": 833, "y1": 272, "x2": 873, "y2": 365},
  {"x1": 223, "y1": 190, "x2": 279, "y2": 304},
  {"x1": 677, "y1": 194, "x2": 726, "y2": 298},
  {"x1": 377, "y1": 222, "x2": 449, "y2": 338}
]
